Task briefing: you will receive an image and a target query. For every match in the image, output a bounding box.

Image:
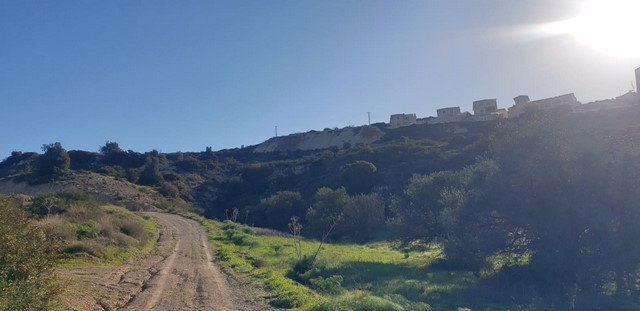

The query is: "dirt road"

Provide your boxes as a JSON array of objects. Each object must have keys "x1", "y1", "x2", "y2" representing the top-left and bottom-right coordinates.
[{"x1": 60, "y1": 212, "x2": 271, "y2": 311}]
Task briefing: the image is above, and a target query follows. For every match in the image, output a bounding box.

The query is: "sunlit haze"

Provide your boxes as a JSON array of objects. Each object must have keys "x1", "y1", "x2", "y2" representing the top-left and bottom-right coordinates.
[
  {"x1": 1, "y1": 0, "x2": 639, "y2": 157},
  {"x1": 542, "y1": 0, "x2": 640, "y2": 57}
]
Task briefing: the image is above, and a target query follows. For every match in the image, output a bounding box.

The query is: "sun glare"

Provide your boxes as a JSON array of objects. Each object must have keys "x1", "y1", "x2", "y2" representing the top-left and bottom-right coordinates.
[{"x1": 542, "y1": 0, "x2": 640, "y2": 57}]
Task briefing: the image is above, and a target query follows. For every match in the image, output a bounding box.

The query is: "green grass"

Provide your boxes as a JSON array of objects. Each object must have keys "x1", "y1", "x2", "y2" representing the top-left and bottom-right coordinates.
[{"x1": 192, "y1": 216, "x2": 480, "y2": 310}]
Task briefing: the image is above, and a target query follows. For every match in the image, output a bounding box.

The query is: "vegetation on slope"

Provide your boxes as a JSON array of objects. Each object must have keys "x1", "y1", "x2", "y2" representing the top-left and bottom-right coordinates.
[
  {"x1": 22, "y1": 191, "x2": 159, "y2": 266},
  {"x1": 0, "y1": 196, "x2": 59, "y2": 311},
  {"x1": 3, "y1": 106, "x2": 640, "y2": 309},
  {"x1": 0, "y1": 191, "x2": 159, "y2": 310},
  {"x1": 197, "y1": 111, "x2": 640, "y2": 310}
]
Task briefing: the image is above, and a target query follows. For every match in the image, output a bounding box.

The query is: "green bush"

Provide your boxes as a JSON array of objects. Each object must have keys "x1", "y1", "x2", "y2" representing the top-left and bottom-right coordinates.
[
  {"x1": 221, "y1": 221, "x2": 258, "y2": 247},
  {"x1": 289, "y1": 255, "x2": 323, "y2": 283},
  {"x1": 56, "y1": 190, "x2": 91, "y2": 203},
  {"x1": 309, "y1": 275, "x2": 344, "y2": 294},
  {"x1": 27, "y1": 191, "x2": 93, "y2": 217},
  {"x1": 70, "y1": 223, "x2": 101, "y2": 239},
  {"x1": 0, "y1": 197, "x2": 59, "y2": 310},
  {"x1": 99, "y1": 165, "x2": 126, "y2": 179}
]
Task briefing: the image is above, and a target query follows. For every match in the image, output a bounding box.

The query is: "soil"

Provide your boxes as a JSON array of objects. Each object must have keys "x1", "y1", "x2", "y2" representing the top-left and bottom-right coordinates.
[{"x1": 58, "y1": 212, "x2": 274, "y2": 311}]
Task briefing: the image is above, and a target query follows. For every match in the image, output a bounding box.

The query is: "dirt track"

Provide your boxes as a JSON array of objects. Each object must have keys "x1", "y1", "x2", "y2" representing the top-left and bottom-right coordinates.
[{"x1": 59, "y1": 213, "x2": 271, "y2": 311}]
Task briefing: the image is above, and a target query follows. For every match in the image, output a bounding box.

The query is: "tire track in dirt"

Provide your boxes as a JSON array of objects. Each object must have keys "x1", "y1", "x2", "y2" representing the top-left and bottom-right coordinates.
[
  {"x1": 142, "y1": 240, "x2": 180, "y2": 310},
  {"x1": 122, "y1": 213, "x2": 238, "y2": 310},
  {"x1": 59, "y1": 212, "x2": 271, "y2": 311}
]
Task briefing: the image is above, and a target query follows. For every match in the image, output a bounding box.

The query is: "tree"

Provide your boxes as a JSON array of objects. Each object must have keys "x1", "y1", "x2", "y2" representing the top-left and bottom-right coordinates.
[
  {"x1": 342, "y1": 193, "x2": 385, "y2": 242},
  {"x1": 100, "y1": 141, "x2": 124, "y2": 165},
  {"x1": 175, "y1": 156, "x2": 206, "y2": 173},
  {"x1": 403, "y1": 157, "x2": 501, "y2": 268},
  {"x1": 340, "y1": 161, "x2": 377, "y2": 194},
  {"x1": 137, "y1": 156, "x2": 164, "y2": 186},
  {"x1": 258, "y1": 191, "x2": 304, "y2": 231},
  {"x1": 306, "y1": 187, "x2": 348, "y2": 239},
  {"x1": 483, "y1": 114, "x2": 640, "y2": 307},
  {"x1": 36, "y1": 142, "x2": 70, "y2": 179},
  {"x1": 100, "y1": 141, "x2": 123, "y2": 155}
]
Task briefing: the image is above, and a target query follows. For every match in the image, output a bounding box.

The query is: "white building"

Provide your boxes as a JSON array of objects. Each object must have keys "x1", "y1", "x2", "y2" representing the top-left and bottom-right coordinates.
[
  {"x1": 437, "y1": 106, "x2": 461, "y2": 117},
  {"x1": 389, "y1": 113, "x2": 417, "y2": 128},
  {"x1": 509, "y1": 93, "x2": 579, "y2": 118},
  {"x1": 473, "y1": 99, "x2": 498, "y2": 115},
  {"x1": 429, "y1": 106, "x2": 469, "y2": 124}
]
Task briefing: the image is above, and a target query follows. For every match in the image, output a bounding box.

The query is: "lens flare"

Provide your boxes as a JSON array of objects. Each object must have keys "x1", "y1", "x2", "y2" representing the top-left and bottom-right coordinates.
[{"x1": 542, "y1": 0, "x2": 640, "y2": 57}]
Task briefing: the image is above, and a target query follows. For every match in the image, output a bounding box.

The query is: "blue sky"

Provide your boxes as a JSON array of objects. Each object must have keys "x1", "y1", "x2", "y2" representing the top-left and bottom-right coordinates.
[{"x1": 1, "y1": 0, "x2": 639, "y2": 158}]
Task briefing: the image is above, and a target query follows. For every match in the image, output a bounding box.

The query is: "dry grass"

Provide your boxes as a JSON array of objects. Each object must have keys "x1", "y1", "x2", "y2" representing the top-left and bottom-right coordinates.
[{"x1": 33, "y1": 200, "x2": 158, "y2": 264}]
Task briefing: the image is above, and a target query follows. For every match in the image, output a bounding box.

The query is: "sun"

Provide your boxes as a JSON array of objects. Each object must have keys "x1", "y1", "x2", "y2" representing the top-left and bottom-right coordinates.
[{"x1": 542, "y1": 0, "x2": 640, "y2": 57}]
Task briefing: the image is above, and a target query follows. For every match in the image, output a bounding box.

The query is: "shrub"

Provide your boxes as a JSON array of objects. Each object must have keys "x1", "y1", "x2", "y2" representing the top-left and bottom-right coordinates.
[
  {"x1": 56, "y1": 190, "x2": 91, "y2": 203},
  {"x1": 289, "y1": 255, "x2": 323, "y2": 283},
  {"x1": 70, "y1": 223, "x2": 101, "y2": 239},
  {"x1": 27, "y1": 191, "x2": 94, "y2": 218},
  {"x1": 250, "y1": 257, "x2": 268, "y2": 268},
  {"x1": 309, "y1": 275, "x2": 344, "y2": 295},
  {"x1": 99, "y1": 165, "x2": 126, "y2": 179},
  {"x1": 229, "y1": 232, "x2": 258, "y2": 247},
  {"x1": 159, "y1": 182, "x2": 180, "y2": 198},
  {"x1": 27, "y1": 195, "x2": 65, "y2": 217},
  {"x1": 64, "y1": 204, "x2": 103, "y2": 223},
  {"x1": 116, "y1": 218, "x2": 148, "y2": 245},
  {"x1": 0, "y1": 198, "x2": 59, "y2": 310}
]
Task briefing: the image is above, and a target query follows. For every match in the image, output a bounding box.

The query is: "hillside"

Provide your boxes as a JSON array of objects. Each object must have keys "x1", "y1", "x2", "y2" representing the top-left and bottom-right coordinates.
[
  {"x1": 253, "y1": 125, "x2": 386, "y2": 153},
  {"x1": 2, "y1": 102, "x2": 640, "y2": 309}
]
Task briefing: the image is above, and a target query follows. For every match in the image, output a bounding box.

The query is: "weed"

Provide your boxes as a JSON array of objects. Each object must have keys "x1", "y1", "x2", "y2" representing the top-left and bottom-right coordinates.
[
  {"x1": 69, "y1": 223, "x2": 101, "y2": 239},
  {"x1": 309, "y1": 275, "x2": 344, "y2": 295}
]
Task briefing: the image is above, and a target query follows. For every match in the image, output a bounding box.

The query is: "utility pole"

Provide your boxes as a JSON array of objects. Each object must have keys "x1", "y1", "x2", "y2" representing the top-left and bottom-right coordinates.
[
  {"x1": 275, "y1": 126, "x2": 278, "y2": 137},
  {"x1": 367, "y1": 112, "x2": 371, "y2": 125}
]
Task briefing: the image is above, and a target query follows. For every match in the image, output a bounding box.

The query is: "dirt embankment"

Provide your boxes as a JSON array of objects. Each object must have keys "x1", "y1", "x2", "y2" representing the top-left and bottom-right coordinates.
[
  {"x1": 0, "y1": 172, "x2": 164, "y2": 210},
  {"x1": 59, "y1": 212, "x2": 273, "y2": 311}
]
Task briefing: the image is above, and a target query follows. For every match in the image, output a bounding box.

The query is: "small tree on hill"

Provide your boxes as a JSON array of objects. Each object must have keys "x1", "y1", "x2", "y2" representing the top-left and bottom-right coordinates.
[
  {"x1": 340, "y1": 160, "x2": 377, "y2": 194},
  {"x1": 259, "y1": 191, "x2": 304, "y2": 231},
  {"x1": 138, "y1": 156, "x2": 164, "y2": 186},
  {"x1": 100, "y1": 141, "x2": 124, "y2": 165},
  {"x1": 342, "y1": 193, "x2": 385, "y2": 242},
  {"x1": 36, "y1": 142, "x2": 70, "y2": 180},
  {"x1": 305, "y1": 187, "x2": 348, "y2": 239}
]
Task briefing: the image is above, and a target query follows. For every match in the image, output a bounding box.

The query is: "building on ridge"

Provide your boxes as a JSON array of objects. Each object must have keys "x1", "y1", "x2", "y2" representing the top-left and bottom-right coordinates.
[
  {"x1": 472, "y1": 99, "x2": 498, "y2": 115},
  {"x1": 389, "y1": 113, "x2": 417, "y2": 128},
  {"x1": 508, "y1": 93, "x2": 579, "y2": 118},
  {"x1": 428, "y1": 106, "x2": 470, "y2": 124}
]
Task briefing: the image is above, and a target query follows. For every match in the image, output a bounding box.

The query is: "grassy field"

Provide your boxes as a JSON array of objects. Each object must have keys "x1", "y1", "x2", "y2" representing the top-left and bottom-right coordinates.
[{"x1": 196, "y1": 218, "x2": 494, "y2": 310}]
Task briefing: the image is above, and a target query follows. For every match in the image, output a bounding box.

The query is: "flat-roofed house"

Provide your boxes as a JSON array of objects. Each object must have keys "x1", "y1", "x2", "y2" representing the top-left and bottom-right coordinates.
[{"x1": 390, "y1": 113, "x2": 417, "y2": 128}]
